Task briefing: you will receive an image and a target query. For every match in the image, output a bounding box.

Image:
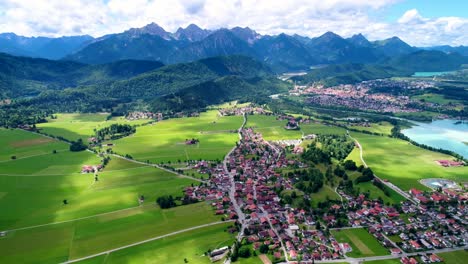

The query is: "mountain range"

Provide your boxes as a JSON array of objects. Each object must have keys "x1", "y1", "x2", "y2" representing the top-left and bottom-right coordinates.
[{"x1": 1, "y1": 22, "x2": 467, "y2": 72}]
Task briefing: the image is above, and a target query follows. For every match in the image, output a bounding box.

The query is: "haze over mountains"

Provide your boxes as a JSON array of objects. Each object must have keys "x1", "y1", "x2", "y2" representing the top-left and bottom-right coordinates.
[{"x1": 1, "y1": 22, "x2": 467, "y2": 73}]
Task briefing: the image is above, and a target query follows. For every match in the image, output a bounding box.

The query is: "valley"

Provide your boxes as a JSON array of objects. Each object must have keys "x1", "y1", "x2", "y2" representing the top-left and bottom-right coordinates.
[{"x1": 0, "y1": 12, "x2": 467, "y2": 264}]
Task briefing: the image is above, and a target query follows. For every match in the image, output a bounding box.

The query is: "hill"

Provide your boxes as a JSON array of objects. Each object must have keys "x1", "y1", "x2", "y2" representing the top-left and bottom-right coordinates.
[
  {"x1": 291, "y1": 63, "x2": 411, "y2": 86},
  {"x1": 0, "y1": 53, "x2": 164, "y2": 98},
  {"x1": 0, "y1": 55, "x2": 288, "y2": 127},
  {"x1": 0, "y1": 33, "x2": 93, "y2": 59},
  {"x1": 388, "y1": 50, "x2": 468, "y2": 72}
]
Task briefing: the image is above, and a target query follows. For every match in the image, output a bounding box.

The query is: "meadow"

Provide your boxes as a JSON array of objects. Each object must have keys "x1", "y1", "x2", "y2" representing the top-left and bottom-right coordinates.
[
  {"x1": 348, "y1": 121, "x2": 394, "y2": 135},
  {"x1": 109, "y1": 110, "x2": 243, "y2": 163},
  {"x1": 331, "y1": 228, "x2": 389, "y2": 258},
  {"x1": 438, "y1": 250, "x2": 468, "y2": 264},
  {"x1": 76, "y1": 222, "x2": 235, "y2": 264},
  {"x1": 36, "y1": 113, "x2": 148, "y2": 142},
  {"x1": 0, "y1": 202, "x2": 222, "y2": 263},
  {"x1": 246, "y1": 114, "x2": 347, "y2": 141},
  {"x1": 0, "y1": 128, "x2": 68, "y2": 161},
  {"x1": 350, "y1": 132, "x2": 468, "y2": 190}
]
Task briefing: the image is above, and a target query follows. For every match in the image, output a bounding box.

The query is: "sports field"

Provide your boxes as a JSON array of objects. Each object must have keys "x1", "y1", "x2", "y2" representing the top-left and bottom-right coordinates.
[
  {"x1": 350, "y1": 132, "x2": 468, "y2": 190},
  {"x1": 331, "y1": 228, "x2": 389, "y2": 258},
  {"x1": 76, "y1": 222, "x2": 234, "y2": 264},
  {"x1": 246, "y1": 115, "x2": 347, "y2": 141},
  {"x1": 36, "y1": 113, "x2": 148, "y2": 142},
  {"x1": 109, "y1": 110, "x2": 243, "y2": 163}
]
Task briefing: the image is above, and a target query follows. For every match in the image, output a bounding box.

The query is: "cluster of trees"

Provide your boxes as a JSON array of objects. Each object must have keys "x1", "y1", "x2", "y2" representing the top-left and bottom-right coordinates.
[
  {"x1": 289, "y1": 168, "x2": 324, "y2": 194},
  {"x1": 156, "y1": 195, "x2": 177, "y2": 209},
  {"x1": 355, "y1": 167, "x2": 375, "y2": 183},
  {"x1": 301, "y1": 142, "x2": 331, "y2": 164},
  {"x1": 95, "y1": 124, "x2": 136, "y2": 141},
  {"x1": 317, "y1": 135, "x2": 355, "y2": 161},
  {"x1": 69, "y1": 139, "x2": 87, "y2": 152}
]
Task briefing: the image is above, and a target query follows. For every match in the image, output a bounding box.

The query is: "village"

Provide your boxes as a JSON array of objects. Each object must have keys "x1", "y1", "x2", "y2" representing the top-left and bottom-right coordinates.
[
  {"x1": 289, "y1": 79, "x2": 442, "y2": 114},
  {"x1": 179, "y1": 109, "x2": 467, "y2": 263}
]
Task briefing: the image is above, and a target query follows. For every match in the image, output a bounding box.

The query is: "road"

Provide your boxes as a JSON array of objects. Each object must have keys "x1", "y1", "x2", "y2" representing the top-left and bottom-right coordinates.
[
  {"x1": 111, "y1": 154, "x2": 206, "y2": 183},
  {"x1": 347, "y1": 133, "x2": 416, "y2": 204},
  {"x1": 62, "y1": 221, "x2": 233, "y2": 264},
  {"x1": 224, "y1": 113, "x2": 247, "y2": 241}
]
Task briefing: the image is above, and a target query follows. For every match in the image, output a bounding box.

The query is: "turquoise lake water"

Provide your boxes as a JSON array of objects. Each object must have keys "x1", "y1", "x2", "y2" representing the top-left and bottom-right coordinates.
[
  {"x1": 402, "y1": 119, "x2": 468, "y2": 158},
  {"x1": 412, "y1": 71, "x2": 454, "y2": 77}
]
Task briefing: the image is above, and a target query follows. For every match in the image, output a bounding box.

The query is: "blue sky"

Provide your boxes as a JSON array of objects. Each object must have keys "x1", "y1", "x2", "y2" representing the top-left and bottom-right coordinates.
[
  {"x1": 383, "y1": 0, "x2": 468, "y2": 21},
  {"x1": 0, "y1": 0, "x2": 466, "y2": 46}
]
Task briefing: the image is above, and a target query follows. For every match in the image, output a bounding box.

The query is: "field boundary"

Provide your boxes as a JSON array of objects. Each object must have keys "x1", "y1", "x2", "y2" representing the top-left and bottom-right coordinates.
[{"x1": 62, "y1": 221, "x2": 233, "y2": 263}]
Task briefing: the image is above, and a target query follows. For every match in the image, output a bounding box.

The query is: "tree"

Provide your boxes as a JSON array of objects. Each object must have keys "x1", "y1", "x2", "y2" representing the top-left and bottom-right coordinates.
[
  {"x1": 52, "y1": 150, "x2": 57, "y2": 154},
  {"x1": 156, "y1": 195, "x2": 176, "y2": 209},
  {"x1": 11, "y1": 155, "x2": 16, "y2": 160},
  {"x1": 259, "y1": 244, "x2": 269, "y2": 254},
  {"x1": 70, "y1": 139, "x2": 87, "y2": 152},
  {"x1": 343, "y1": 160, "x2": 357, "y2": 170},
  {"x1": 63, "y1": 199, "x2": 68, "y2": 205},
  {"x1": 238, "y1": 247, "x2": 251, "y2": 258}
]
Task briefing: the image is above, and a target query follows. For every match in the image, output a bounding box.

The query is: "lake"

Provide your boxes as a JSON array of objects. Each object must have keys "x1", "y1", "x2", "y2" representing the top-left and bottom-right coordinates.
[
  {"x1": 402, "y1": 119, "x2": 468, "y2": 158},
  {"x1": 412, "y1": 71, "x2": 454, "y2": 77}
]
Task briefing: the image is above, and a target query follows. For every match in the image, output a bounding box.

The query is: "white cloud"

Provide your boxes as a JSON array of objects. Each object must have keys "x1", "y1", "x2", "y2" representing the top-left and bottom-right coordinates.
[{"x1": 0, "y1": 0, "x2": 466, "y2": 46}]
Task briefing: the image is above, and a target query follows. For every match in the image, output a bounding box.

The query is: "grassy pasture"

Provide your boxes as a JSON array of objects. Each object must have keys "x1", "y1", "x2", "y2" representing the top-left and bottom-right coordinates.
[
  {"x1": 0, "y1": 202, "x2": 221, "y2": 263},
  {"x1": 246, "y1": 114, "x2": 346, "y2": 141},
  {"x1": 36, "y1": 113, "x2": 148, "y2": 142},
  {"x1": 331, "y1": 228, "x2": 388, "y2": 258},
  {"x1": 348, "y1": 121, "x2": 394, "y2": 135},
  {"x1": 76, "y1": 222, "x2": 234, "y2": 264},
  {"x1": 109, "y1": 110, "x2": 242, "y2": 163},
  {"x1": 0, "y1": 157, "x2": 196, "y2": 230},
  {"x1": 350, "y1": 132, "x2": 468, "y2": 190},
  {"x1": 0, "y1": 128, "x2": 67, "y2": 161},
  {"x1": 438, "y1": 250, "x2": 468, "y2": 264}
]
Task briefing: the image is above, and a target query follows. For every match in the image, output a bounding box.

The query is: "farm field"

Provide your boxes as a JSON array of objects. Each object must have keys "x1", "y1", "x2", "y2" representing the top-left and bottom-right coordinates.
[
  {"x1": 0, "y1": 202, "x2": 221, "y2": 263},
  {"x1": 0, "y1": 128, "x2": 200, "y2": 231},
  {"x1": 36, "y1": 113, "x2": 148, "y2": 142},
  {"x1": 0, "y1": 128, "x2": 68, "y2": 161},
  {"x1": 0, "y1": 156, "x2": 196, "y2": 230},
  {"x1": 350, "y1": 132, "x2": 468, "y2": 190},
  {"x1": 246, "y1": 114, "x2": 347, "y2": 141},
  {"x1": 363, "y1": 259, "x2": 400, "y2": 264},
  {"x1": 76, "y1": 222, "x2": 235, "y2": 264},
  {"x1": 348, "y1": 121, "x2": 394, "y2": 135},
  {"x1": 331, "y1": 228, "x2": 389, "y2": 258},
  {"x1": 109, "y1": 110, "x2": 243, "y2": 163},
  {"x1": 438, "y1": 250, "x2": 468, "y2": 264}
]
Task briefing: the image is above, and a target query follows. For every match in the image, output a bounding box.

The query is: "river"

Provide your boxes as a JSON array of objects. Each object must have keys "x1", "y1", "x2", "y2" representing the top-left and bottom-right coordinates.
[{"x1": 402, "y1": 119, "x2": 468, "y2": 158}]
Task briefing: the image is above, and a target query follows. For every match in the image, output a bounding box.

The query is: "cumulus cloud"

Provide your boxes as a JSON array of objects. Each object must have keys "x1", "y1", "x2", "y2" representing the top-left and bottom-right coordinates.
[{"x1": 0, "y1": 0, "x2": 466, "y2": 46}]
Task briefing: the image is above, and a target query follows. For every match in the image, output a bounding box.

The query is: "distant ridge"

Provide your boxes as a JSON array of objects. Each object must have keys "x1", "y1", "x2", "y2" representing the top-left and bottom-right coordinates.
[{"x1": 1, "y1": 22, "x2": 467, "y2": 73}]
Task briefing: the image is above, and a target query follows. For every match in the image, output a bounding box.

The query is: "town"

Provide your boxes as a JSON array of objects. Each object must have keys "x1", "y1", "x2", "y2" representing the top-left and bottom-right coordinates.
[{"x1": 179, "y1": 109, "x2": 467, "y2": 263}]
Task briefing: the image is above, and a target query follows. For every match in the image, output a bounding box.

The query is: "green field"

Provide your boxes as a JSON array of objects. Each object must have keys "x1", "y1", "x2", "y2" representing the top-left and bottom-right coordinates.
[
  {"x1": 0, "y1": 128, "x2": 68, "y2": 161},
  {"x1": 349, "y1": 121, "x2": 394, "y2": 135},
  {"x1": 438, "y1": 250, "x2": 468, "y2": 264},
  {"x1": 36, "y1": 113, "x2": 148, "y2": 142},
  {"x1": 364, "y1": 259, "x2": 400, "y2": 264},
  {"x1": 0, "y1": 202, "x2": 222, "y2": 263},
  {"x1": 331, "y1": 228, "x2": 389, "y2": 258},
  {"x1": 75, "y1": 223, "x2": 235, "y2": 264},
  {"x1": 350, "y1": 132, "x2": 468, "y2": 190},
  {"x1": 246, "y1": 114, "x2": 347, "y2": 141},
  {"x1": 109, "y1": 110, "x2": 243, "y2": 163}
]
